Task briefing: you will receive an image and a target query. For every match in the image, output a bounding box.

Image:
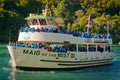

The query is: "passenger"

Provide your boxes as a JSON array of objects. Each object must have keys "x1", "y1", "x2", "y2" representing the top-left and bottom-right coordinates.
[
  {"x1": 36, "y1": 27, "x2": 40, "y2": 32},
  {"x1": 107, "y1": 34, "x2": 112, "y2": 39},
  {"x1": 71, "y1": 30, "x2": 75, "y2": 35},
  {"x1": 61, "y1": 47, "x2": 67, "y2": 52},
  {"x1": 44, "y1": 27, "x2": 48, "y2": 32},
  {"x1": 99, "y1": 34, "x2": 103, "y2": 39},
  {"x1": 21, "y1": 43, "x2": 25, "y2": 47},
  {"x1": 100, "y1": 46, "x2": 104, "y2": 53},
  {"x1": 109, "y1": 35, "x2": 112, "y2": 39},
  {"x1": 103, "y1": 34, "x2": 107, "y2": 39},
  {"x1": 57, "y1": 29, "x2": 62, "y2": 33},
  {"x1": 57, "y1": 47, "x2": 61, "y2": 52},
  {"x1": 20, "y1": 27, "x2": 24, "y2": 32},
  {"x1": 23, "y1": 28, "x2": 28, "y2": 32},
  {"x1": 66, "y1": 30, "x2": 71, "y2": 34},
  {"x1": 105, "y1": 46, "x2": 111, "y2": 52},
  {"x1": 24, "y1": 42, "x2": 28, "y2": 47},
  {"x1": 41, "y1": 45, "x2": 45, "y2": 50},
  {"x1": 30, "y1": 43, "x2": 35, "y2": 48},
  {"x1": 47, "y1": 28, "x2": 52, "y2": 32},
  {"x1": 78, "y1": 46, "x2": 83, "y2": 52},
  {"x1": 40, "y1": 27, "x2": 45, "y2": 32},
  {"x1": 27, "y1": 28, "x2": 32, "y2": 32},
  {"x1": 91, "y1": 33, "x2": 94, "y2": 38},
  {"x1": 10, "y1": 42, "x2": 15, "y2": 46},
  {"x1": 12, "y1": 42, "x2": 16, "y2": 46},
  {"x1": 16, "y1": 42, "x2": 20, "y2": 46},
  {"x1": 89, "y1": 46, "x2": 95, "y2": 52},
  {"x1": 70, "y1": 47, "x2": 76, "y2": 51},
  {"x1": 31, "y1": 27, "x2": 36, "y2": 32},
  {"x1": 79, "y1": 32, "x2": 84, "y2": 37},
  {"x1": 93, "y1": 33, "x2": 99, "y2": 38},
  {"x1": 23, "y1": 26, "x2": 29, "y2": 32},
  {"x1": 33, "y1": 43, "x2": 39, "y2": 48},
  {"x1": 97, "y1": 45, "x2": 101, "y2": 51},
  {"x1": 71, "y1": 30, "x2": 77, "y2": 36},
  {"x1": 54, "y1": 46, "x2": 59, "y2": 52},
  {"x1": 53, "y1": 28, "x2": 58, "y2": 33},
  {"x1": 39, "y1": 43, "x2": 42, "y2": 48},
  {"x1": 26, "y1": 43, "x2": 31, "y2": 48},
  {"x1": 85, "y1": 33, "x2": 91, "y2": 38},
  {"x1": 46, "y1": 47, "x2": 51, "y2": 51},
  {"x1": 67, "y1": 47, "x2": 70, "y2": 52},
  {"x1": 83, "y1": 47, "x2": 87, "y2": 52}
]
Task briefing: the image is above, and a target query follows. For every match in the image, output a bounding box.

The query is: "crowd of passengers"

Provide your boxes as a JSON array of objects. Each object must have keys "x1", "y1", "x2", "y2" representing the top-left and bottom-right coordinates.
[
  {"x1": 20, "y1": 27, "x2": 112, "y2": 39},
  {"x1": 9, "y1": 42, "x2": 110, "y2": 52}
]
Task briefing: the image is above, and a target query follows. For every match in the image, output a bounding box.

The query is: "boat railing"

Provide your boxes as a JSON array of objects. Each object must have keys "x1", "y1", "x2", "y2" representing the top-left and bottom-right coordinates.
[
  {"x1": 19, "y1": 27, "x2": 112, "y2": 40},
  {"x1": 93, "y1": 38, "x2": 111, "y2": 43}
]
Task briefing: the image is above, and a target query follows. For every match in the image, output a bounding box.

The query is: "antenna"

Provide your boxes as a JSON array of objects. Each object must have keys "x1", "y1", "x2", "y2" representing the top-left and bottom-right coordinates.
[
  {"x1": 87, "y1": 15, "x2": 91, "y2": 33},
  {"x1": 107, "y1": 21, "x2": 109, "y2": 34},
  {"x1": 9, "y1": 26, "x2": 11, "y2": 43}
]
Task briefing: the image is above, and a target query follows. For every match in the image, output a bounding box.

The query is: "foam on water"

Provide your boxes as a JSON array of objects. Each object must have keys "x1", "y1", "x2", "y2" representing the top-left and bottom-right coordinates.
[{"x1": 2, "y1": 67, "x2": 11, "y2": 71}]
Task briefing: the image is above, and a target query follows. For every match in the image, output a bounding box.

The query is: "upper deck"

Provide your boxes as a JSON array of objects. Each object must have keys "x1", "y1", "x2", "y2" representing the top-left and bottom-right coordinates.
[
  {"x1": 22, "y1": 12, "x2": 112, "y2": 45},
  {"x1": 18, "y1": 27, "x2": 112, "y2": 45}
]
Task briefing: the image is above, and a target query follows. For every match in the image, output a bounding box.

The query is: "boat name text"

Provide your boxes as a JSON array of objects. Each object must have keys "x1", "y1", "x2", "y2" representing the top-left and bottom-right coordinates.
[
  {"x1": 23, "y1": 49, "x2": 40, "y2": 55},
  {"x1": 41, "y1": 53, "x2": 75, "y2": 58}
]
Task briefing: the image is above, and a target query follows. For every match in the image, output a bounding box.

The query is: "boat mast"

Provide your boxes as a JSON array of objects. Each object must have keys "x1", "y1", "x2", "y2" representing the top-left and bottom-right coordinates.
[
  {"x1": 87, "y1": 15, "x2": 91, "y2": 33},
  {"x1": 42, "y1": 4, "x2": 49, "y2": 16},
  {"x1": 107, "y1": 21, "x2": 110, "y2": 34},
  {"x1": 9, "y1": 26, "x2": 11, "y2": 42}
]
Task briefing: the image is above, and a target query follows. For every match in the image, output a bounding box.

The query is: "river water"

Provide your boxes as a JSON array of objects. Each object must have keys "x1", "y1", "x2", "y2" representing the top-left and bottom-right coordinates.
[{"x1": 0, "y1": 44, "x2": 120, "y2": 80}]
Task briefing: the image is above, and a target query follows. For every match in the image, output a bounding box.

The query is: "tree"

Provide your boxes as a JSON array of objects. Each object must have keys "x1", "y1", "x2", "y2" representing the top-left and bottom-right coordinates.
[{"x1": 0, "y1": 0, "x2": 120, "y2": 43}]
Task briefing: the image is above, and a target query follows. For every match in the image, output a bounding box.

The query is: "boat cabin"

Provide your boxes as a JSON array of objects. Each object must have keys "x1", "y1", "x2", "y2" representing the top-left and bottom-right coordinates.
[{"x1": 25, "y1": 13, "x2": 56, "y2": 29}]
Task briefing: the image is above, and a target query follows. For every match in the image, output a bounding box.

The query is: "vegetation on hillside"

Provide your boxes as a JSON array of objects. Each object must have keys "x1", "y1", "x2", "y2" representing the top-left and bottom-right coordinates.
[{"x1": 0, "y1": 0, "x2": 120, "y2": 44}]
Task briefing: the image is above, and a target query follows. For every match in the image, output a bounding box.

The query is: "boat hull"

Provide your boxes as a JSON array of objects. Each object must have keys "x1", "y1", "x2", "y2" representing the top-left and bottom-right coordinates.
[{"x1": 7, "y1": 46, "x2": 113, "y2": 71}]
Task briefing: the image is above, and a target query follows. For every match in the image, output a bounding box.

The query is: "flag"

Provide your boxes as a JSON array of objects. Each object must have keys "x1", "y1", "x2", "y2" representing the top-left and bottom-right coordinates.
[{"x1": 84, "y1": 15, "x2": 91, "y2": 24}]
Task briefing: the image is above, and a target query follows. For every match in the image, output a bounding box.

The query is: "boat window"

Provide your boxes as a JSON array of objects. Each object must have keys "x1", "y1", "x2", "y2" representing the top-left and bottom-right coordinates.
[
  {"x1": 31, "y1": 19, "x2": 38, "y2": 25},
  {"x1": 78, "y1": 44, "x2": 87, "y2": 52},
  {"x1": 67, "y1": 44, "x2": 77, "y2": 52},
  {"x1": 47, "y1": 19, "x2": 54, "y2": 25},
  {"x1": 97, "y1": 44, "x2": 104, "y2": 53},
  {"x1": 88, "y1": 44, "x2": 96, "y2": 52},
  {"x1": 48, "y1": 43, "x2": 76, "y2": 52},
  {"x1": 27, "y1": 20, "x2": 32, "y2": 25},
  {"x1": 105, "y1": 45, "x2": 111, "y2": 52},
  {"x1": 39, "y1": 19, "x2": 47, "y2": 25}
]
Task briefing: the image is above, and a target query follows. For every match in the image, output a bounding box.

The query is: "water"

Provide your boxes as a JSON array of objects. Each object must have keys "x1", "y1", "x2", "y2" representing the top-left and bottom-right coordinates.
[{"x1": 0, "y1": 44, "x2": 120, "y2": 80}]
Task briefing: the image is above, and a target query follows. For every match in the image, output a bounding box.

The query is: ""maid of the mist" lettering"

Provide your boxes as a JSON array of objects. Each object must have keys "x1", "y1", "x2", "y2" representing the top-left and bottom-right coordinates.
[{"x1": 23, "y1": 49, "x2": 40, "y2": 55}]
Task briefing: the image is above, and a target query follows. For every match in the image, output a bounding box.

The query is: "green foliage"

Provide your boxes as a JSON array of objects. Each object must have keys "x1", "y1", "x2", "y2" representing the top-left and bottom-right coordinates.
[{"x1": 0, "y1": 0, "x2": 120, "y2": 44}]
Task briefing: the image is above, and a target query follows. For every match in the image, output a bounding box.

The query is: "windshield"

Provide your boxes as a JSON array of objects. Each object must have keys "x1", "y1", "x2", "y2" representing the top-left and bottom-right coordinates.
[
  {"x1": 47, "y1": 19, "x2": 55, "y2": 25},
  {"x1": 38, "y1": 19, "x2": 47, "y2": 25},
  {"x1": 31, "y1": 19, "x2": 38, "y2": 25}
]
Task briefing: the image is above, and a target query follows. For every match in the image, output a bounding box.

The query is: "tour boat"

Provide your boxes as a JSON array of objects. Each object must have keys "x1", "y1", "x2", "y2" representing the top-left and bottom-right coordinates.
[{"x1": 7, "y1": 8, "x2": 114, "y2": 71}]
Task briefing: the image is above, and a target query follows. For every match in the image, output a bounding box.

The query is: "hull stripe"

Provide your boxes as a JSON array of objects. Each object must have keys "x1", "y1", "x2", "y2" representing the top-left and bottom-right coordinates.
[
  {"x1": 58, "y1": 61, "x2": 112, "y2": 66},
  {"x1": 40, "y1": 58, "x2": 113, "y2": 63},
  {"x1": 16, "y1": 62, "x2": 112, "y2": 71}
]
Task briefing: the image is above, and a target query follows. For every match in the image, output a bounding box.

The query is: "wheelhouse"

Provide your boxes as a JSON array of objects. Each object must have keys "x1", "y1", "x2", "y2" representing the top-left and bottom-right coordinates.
[{"x1": 25, "y1": 14, "x2": 56, "y2": 29}]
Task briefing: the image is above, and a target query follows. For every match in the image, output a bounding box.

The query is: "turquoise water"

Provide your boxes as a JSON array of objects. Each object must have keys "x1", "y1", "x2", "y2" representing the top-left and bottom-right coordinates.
[{"x1": 0, "y1": 44, "x2": 120, "y2": 80}]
